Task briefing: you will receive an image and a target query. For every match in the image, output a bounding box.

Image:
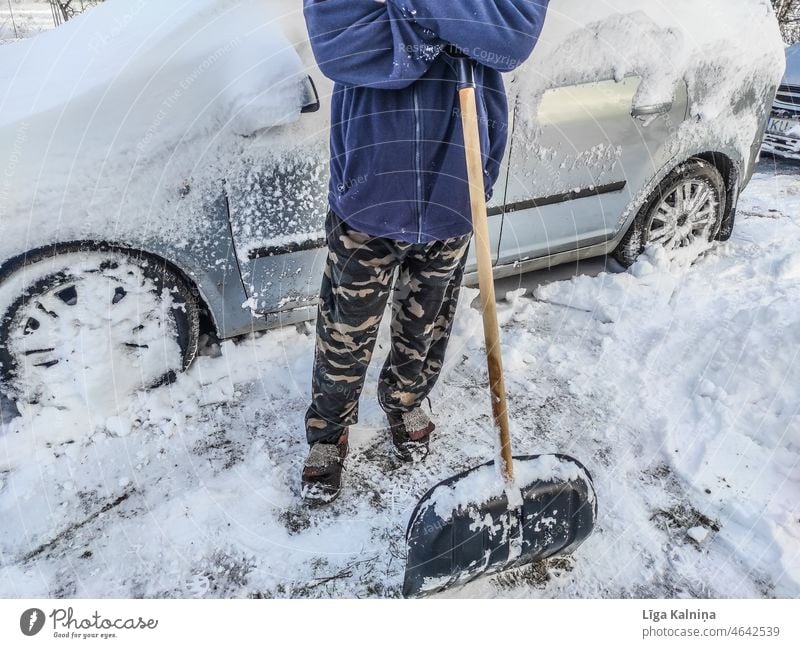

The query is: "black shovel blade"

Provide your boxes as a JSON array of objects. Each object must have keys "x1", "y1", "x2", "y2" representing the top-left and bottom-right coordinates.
[{"x1": 403, "y1": 454, "x2": 597, "y2": 598}]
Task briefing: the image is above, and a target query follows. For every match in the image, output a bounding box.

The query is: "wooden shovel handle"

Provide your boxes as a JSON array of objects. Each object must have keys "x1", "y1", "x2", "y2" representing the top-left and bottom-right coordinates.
[{"x1": 458, "y1": 86, "x2": 515, "y2": 483}]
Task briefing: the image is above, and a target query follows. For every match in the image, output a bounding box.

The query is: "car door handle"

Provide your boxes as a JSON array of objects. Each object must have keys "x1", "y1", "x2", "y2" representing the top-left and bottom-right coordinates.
[{"x1": 631, "y1": 101, "x2": 673, "y2": 118}]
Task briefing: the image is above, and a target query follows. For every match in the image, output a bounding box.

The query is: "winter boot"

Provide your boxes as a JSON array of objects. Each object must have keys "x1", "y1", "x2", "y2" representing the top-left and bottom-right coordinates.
[
  {"x1": 387, "y1": 410, "x2": 435, "y2": 462},
  {"x1": 301, "y1": 431, "x2": 349, "y2": 505}
]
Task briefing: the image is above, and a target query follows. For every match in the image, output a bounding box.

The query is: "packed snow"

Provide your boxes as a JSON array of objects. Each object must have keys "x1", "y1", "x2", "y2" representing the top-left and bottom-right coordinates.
[
  {"x1": 425, "y1": 453, "x2": 596, "y2": 522},
  {"x1": 1, "y1": 158, "x2": 798, "y2": 598}
]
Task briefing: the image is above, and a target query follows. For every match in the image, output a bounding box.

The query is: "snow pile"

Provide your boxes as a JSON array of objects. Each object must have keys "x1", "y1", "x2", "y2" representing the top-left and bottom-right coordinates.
[
  {"x1": 426, "y1": 454, "x2": 595, "y2": 522},
  {"x1": 527, "y1": 176, "x2": 800, "y2": 596},
  {"x1": 1, "y1": 161, "x2": 797, "y2": 599}
]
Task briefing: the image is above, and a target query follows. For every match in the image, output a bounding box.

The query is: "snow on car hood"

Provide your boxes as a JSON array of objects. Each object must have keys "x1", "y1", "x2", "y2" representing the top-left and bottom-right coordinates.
[
  {"x1": 0, "y1": 0, "x2": 308, "y2": 259},
  {"x1": 0, "y1": 0, "x2": 306, "y2": 134}
]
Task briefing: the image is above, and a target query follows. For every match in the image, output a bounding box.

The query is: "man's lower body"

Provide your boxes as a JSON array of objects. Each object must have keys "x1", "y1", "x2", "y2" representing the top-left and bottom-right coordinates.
[{"x1": 302, "y1": 209, "x2": 471, "y2": 503}]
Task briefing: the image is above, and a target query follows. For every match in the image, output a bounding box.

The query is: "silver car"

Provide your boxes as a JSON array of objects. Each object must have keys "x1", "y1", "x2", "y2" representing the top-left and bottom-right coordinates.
[{"x1": 0, "y1": 1, "x2": 783, "y2": 406}]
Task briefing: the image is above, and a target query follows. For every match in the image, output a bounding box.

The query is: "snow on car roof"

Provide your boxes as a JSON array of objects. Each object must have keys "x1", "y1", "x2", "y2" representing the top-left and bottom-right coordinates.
[{"x1": 520, "y1": 1, "x2": 784, "y2": 113}]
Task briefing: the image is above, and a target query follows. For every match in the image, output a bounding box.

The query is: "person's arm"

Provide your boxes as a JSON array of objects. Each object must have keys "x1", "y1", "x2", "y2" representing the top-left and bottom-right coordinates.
[
  {"x1": 386, "y1": 0, "x2": 549, "y2": 72},
  {"x1": 303, "y1": 0, "x2": 443, "y2": 89}
]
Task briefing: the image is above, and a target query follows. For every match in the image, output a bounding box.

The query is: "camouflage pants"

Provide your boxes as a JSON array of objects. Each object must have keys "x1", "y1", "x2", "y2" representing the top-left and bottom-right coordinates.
[{"x1": 305, "y1": 209, "x2": 471, "y2": 445}]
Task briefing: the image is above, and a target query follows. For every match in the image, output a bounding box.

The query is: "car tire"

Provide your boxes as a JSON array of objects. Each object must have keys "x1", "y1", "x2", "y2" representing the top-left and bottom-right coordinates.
[
  {"x1": 613, "y1": 159, "x2": 727, "y2": 268},
  {"x1": 0, "y1": 248, "x2": 199, "y2": 406}
]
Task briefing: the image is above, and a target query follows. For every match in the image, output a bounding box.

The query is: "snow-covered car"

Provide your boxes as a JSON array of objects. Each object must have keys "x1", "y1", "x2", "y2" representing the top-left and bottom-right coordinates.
[
  {"x1": 0, "y1": 0, "x2": 784, "y2": 409},
  {"x1": 762, "y1": 43, "x2": 800, "y2": 160}
]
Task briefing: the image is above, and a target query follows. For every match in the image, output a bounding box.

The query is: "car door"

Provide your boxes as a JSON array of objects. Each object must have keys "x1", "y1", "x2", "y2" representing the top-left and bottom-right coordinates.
[
  {"x1": 499, "y1": 77, "x2": 686, "y2": 264},
  {"x1": 227, "y1": 77, "x2": 510, "y2": 322},
  {"x1": 498, "y1": 13, "x2": 688, "y2": 266},
  {"x1": 224, "y1": 75, "x2": 331, "y2": 325}
]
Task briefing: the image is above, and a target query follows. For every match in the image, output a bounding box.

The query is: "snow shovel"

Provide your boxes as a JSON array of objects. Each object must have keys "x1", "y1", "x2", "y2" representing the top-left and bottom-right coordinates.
[{"x1": 402, "y1": 51, "x2": 598, "y2": 598}]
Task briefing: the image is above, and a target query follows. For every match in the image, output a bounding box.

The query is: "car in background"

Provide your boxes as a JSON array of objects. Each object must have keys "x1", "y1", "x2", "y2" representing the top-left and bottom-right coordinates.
[
  {"x1": 0, "y1": 0, "x2": 785, "y2": 409},
  {"x1": 762, "y1": 43, "x2": 800, "y2": 160}
]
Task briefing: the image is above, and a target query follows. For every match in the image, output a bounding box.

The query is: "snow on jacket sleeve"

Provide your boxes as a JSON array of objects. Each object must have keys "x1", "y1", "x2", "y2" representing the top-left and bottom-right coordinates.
[
  {"x1": 303, "y1": 0, "x2": 443, "y2": 89},
  {"x1": 386, "y1": 0, "x2": 549, "y2": 72}
]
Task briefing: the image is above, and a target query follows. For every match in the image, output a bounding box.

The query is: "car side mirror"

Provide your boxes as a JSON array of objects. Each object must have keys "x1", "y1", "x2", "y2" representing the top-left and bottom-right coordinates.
[{"x1": 301, "y1": 75, "x2": 320, "y2": 114}]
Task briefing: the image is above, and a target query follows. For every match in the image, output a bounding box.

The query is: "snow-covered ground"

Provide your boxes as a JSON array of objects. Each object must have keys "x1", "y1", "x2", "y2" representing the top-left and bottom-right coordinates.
[{"x1": 0, "y1": 157, "x2": 797, "y2": 599}]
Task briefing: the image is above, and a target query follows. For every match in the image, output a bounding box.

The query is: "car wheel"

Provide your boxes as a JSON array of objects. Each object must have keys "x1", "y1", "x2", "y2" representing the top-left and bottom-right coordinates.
[
  {"x1": 613, "y1": 159, "x2": 726, "y2": 267},
  {"x1": 0, "y1": 249, "x2": 199, "y2": 407}
]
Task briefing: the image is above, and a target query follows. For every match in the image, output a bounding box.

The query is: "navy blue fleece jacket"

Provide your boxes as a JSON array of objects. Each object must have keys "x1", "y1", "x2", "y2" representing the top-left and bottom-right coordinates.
[{"x1": 303, "y1": 0, "x2": 549, "y2": 242}]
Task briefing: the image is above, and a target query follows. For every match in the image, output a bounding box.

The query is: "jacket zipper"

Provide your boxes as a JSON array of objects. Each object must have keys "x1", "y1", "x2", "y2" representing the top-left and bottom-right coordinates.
[{"x1": 413, "y1": 84, "x2": 423, "y2": 243}]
